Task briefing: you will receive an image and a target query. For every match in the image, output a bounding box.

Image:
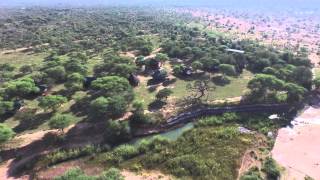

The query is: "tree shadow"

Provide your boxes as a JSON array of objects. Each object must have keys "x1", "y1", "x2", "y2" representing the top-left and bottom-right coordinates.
[
  {"x1": 148, "y1": 100, "x2": 166, "y2": 111},
  {"x1": 69, "y1": 96, "x2": 92, "y2": 118},
  {"x1": 13, "y1": 112, "x2": 53, "y2": 133}
]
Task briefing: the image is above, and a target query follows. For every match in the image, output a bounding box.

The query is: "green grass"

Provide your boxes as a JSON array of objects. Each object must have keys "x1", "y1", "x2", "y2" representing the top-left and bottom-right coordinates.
[
  {"x1": 0, "y1": 52, "x2": 47, "y2": 68},
  {"x1": 172, "y1": 70, "x2": 253, "y2": 101},
  {"x1": 133, "y1": 70, "x2": 253, "y2": 109}
]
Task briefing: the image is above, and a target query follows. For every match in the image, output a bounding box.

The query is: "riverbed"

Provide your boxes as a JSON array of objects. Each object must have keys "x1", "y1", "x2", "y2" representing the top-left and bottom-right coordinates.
[{"x1": 272, "y1": 105, "x2": 320, "y2": 179}]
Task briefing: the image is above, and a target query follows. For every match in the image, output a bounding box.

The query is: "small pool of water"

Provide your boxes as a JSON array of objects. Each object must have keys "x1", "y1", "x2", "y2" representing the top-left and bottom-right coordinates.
[{"x1": 131, "y1": 123, "x2": 194, "y2": 146}]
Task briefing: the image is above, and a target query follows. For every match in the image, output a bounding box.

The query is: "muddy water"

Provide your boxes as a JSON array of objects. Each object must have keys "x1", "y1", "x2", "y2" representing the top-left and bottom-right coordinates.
[{"x1": 272, "y1": 106, "x2": 320, "y2": 180}]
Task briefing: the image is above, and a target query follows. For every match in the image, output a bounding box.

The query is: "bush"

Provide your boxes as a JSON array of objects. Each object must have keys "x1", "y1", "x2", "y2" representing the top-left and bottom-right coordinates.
[
  {"x1": 240, "y1": 167, "x2": 263, "y2": 180},
  {"x1": 196, "y1": 113, "x2": 239, "y2": 127},
  {"x1": 44, "y1": 145, "x2": 102, "y2": 166},
  {"x1": 54, "y1": 168, "x2": 96, "y2": 180},
  {"x1": 262, "y1": 158, "x2": 280, "y2": 180},
  {"x1": 104, "y1": 145, "x2": 139, "y2": 165},
  {"x1": 0, "y1": 123, "x2": 15, "y2": 144},
  {"x1": 99, "y1": 168, "x2": 124, "y2": 180}
]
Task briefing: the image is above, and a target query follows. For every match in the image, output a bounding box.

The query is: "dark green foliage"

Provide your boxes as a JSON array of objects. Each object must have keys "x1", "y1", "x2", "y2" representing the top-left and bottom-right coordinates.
[
  {"x1": 4, "y1": 78, "x2": 40, "y2": 99},
  {"x1": 0, "y1": 63, "x2": 15, "y2": 72},
  {"x1": 19, "y1": 65, "x2": 33, "y2": 74},
  {"x1": 240, "y1": 167, "x2": 263, "y2": 180},
  {"x1": 54, "y1": 167, "x2": 124, "y2": 180},
  {"x1": 0, "y1": 100, "x2": 14, "y2": 115},
  {"x1": 90, "y1": 96, "x2": 128, "y2": 119},
  {"x1": 44, "y1": 66, "x2": 66, "y2": 82},
  {"x1": 94, "y1": 55, "x2": 136, "y2": 78},
  {"x1": 38, "y1": 95, "x2": 67, "y2": 111},
  {"x1": 105, "y1": 121, "x2": 131, "y2": 145},
  {"x1": 99, "y1": 168, "x2": 125, "y2": 180},
  {"x1": 91, "y1": 76, "x2": 134, "y2": 101},
  {"x1": 262, "y1": 158, "x2": 280, "y2": 180},
  {"x1": 196, "y1": 113, "x2": 239, "y2": 127},
  {"x1": 49, "y1": 114, "x2": 73, "y2": 132},
  {"x1": 65, "y1": 73, "x2": 84, "y2": 92},
  {"x1": 54, "y1": 168, "x2": 96, "y2": 180},
  {"x1": 219, "y1": 64, "x2": 237, "y2": 76},
  {"x1": 0, "y1": 123, "x2": 15, "y2": 144},
  {"x1": 156, "y1": 88, "x2": 173, "y2": 101}
]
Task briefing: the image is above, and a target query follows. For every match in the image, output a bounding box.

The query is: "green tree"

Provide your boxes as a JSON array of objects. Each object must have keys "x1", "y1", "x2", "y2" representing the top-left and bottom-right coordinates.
[
  {"x1": 91, "y1": 76, "x2": 134, "y2": 101},
  {"x1": 105, "y1": 120, "x2": 131, "y2": 144},
  {"x1": 64, "y1": 60, "x2": 88, "y2": 75},
  {"x1": 135, "y1": 56, "x2": 145, "y2": 67},
  {"x1": 139, "y1": 44, "x2": 153, "y2": 56},
  {"x1": 90, "y1": 96, "x2": 128, "y2": 119},
  {"x1": 4, "y1": 78, "x2": 40, "y2": 98},
  {"x1": 155, "y1": 53, "x2": 169, "y2": 65},
  {"x1": 262, "y1": 158, "x2": 280, "y2": 180},
  {"x1": 0, "y1": 100, "x2": 14, "y2": 116},
  {"x1": 38, "y1": 95, "x2": 67, "y2": 111},
  {"x1": 291, "y1": 66, "x2": 313, "y2": 89},
  {"x1": 248, "y1": 74, "x2": 285, "y2": 101},
  {"x1": 65, "y1": 73, "x2": 84, "y2": 92},
  {"x1": 187, "y1": 80, "x2": 215, "y2": 101},
  {"x1": 156, "y1": 88, "x2": 173, "y2": 101},
  {"x1": 0, "y1": 123, "x2": 15, "y2": 144},
  {"x1": 285, "y1": 83, "x2": 307, "y2": 103},
  {"x1": 219, "y1": 64, "x2": 237, "y2": 77},
  {"x1": 49, "y1": 114, "x2": 73, "y2": 132},
  {"x1": 191, "y1": 61, "x2": 203, "y2": 72},
  {"x1": 45, "y1": 66, "x2": 66, "y2": 82}
]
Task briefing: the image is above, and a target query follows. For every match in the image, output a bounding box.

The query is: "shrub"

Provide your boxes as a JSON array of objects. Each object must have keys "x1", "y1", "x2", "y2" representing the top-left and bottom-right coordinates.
[
  {"x1": 262, "y1": 158, "x2": 280, "y2": 180},
  {"x1": 99, "y1": 168, "x2": 124, "y2": 180},
  {"x1": 0, "y1": 123, "x2": 15, "y2": 144},
  {"x1": 240, "y1": 167, "x2": 263, "y2": 180}
]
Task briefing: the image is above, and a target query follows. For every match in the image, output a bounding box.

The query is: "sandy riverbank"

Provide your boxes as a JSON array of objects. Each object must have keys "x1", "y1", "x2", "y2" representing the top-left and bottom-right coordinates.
[{"x1": 272, "y1": 106, "x2": 320, "y2": 179}]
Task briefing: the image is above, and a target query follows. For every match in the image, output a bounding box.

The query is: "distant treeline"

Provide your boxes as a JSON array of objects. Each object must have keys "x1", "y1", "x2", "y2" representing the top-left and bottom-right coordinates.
[{"x1": 1, "y1": 0, "x2": 320, "y2": 11}]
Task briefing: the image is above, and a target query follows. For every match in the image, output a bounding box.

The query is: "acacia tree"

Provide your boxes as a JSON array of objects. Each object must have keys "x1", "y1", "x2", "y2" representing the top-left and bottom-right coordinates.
[
  {"x1": 64, "y1": 73, "x2": 84, "y2": 92},
  {"x1": 38, "y1": 95, "x2": 67, "y2": 111},
  {"x1": 90, "y1": 96, "x2": 127, "y2": 119},
  {"x1": 4, "y1": 78, "x2": 40, "y2": 98},
  {"x1": 48, "y1": 114, "x2": 73, "y2": 133},
  {"x1": 187, "y1": 80, "x2": 215, "y2": 101},
  {"x1": 248, "y1": 74, "x2": 285, "y2": 101},
  {"x1": 91, "y1": 76, "x2": 134, "y2": 101}
]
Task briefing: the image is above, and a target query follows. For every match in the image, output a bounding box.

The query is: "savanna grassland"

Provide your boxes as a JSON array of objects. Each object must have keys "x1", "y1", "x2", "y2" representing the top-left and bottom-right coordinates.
[{"x1": 0, "y1": 7, "x2": 316, "y2": 180}]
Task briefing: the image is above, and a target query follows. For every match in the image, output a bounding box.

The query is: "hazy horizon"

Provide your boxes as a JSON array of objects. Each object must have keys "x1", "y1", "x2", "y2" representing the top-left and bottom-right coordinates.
[{"x1": 1, "y1": 0, "x2": 320, "y2": 10}]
